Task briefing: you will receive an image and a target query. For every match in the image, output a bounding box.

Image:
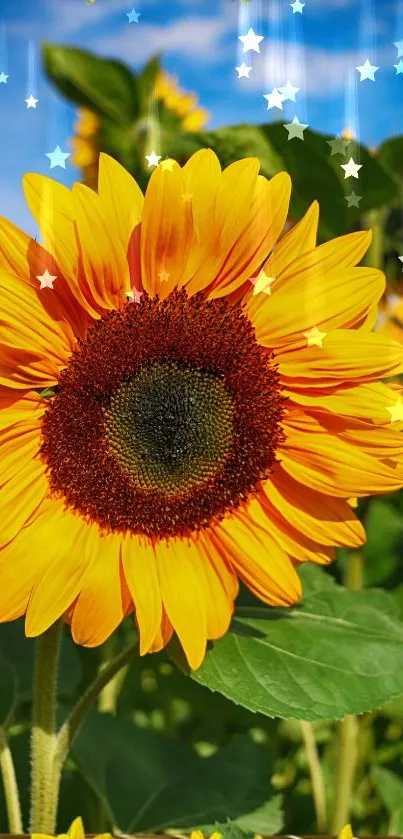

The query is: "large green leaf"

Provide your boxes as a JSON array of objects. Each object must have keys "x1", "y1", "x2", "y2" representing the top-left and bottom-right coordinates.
[
  {"x1": 378, "y1": 135, "x2": 403, "y2": 182},
  {"x1": 72, "y1": 710, "x2": 281, "y2": 833},
  {"x1": 371, "y1": 766, "x2": 403, "y2": 814},
  {"x1": 303, "y1": 129, "x2": 399, "y2": 212},
  {"x1": 186, "y1": 579, "x2": 403, "y2": 721},
  {"x1": 260, "y1": 123, "x2": 348, "y2": 239},
  {"x1": 370, "y1": 766, "x2": 403, "y2": 836},
  {"x1": 361, "y1": 499, "x2": 403, "y2": 586},
  {"x1": 42, "y1": 44, "x2": 139, "y2": 124}
]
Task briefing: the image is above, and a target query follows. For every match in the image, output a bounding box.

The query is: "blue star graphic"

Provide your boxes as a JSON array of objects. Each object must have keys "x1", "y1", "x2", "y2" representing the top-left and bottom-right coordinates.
[
  {"x1": 127, "y1": 8, "x2": 141, "y2": 23},
  {"x1": 394, "y1": 38, "x2": 403, "y2": 57},
  {"x1": 45, "y1": 145, "x2": 71, "y2": 169},
  {"x1": 394, "y1": 59, "x2": 403, "y2": 74},
  {"x1": 0, "y1": 72, "x2": 9, "y2": 83}
]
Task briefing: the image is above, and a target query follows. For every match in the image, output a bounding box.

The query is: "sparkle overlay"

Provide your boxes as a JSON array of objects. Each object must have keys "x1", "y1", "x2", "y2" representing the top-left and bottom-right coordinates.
[
  {"x1": 40, "y1": 290, "x2": 286, "y2": 539},
  {"x1": 46, "y1": 145, "x2": 70, "y2": 169}
]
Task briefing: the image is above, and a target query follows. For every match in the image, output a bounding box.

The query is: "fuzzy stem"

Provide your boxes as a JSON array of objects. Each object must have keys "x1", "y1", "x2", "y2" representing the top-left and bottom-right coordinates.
[
  {"x1": 330, "y1": 551, "x2": 363, "y2": 833},
  {"x1": 51, "y1": 641, "x2": 139, "y2": 817},
  {"x1": 0, "y1": 726, "x2": 23, "y2": 833},
  {"x1": 330, "y1": 714, "x2": 359, "y2": 834},
  {"x1": 300, "y1": 721, "x2": 327, "y2": 832},
  {"x1": 29, "y1": 622, "x2": 63, "y2": 834}
]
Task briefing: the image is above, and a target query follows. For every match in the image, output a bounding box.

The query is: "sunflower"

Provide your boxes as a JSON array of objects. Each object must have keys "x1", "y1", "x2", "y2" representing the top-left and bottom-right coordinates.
[
  {"x1": 32, "y1": 816, "x2": 110, "y2": 839},
  {"x1": 1, "y1": 151, "x2": 403, "y2": 670},
  {"x1": 71, "y1": 69, "x2": 209, "y2": 188}
]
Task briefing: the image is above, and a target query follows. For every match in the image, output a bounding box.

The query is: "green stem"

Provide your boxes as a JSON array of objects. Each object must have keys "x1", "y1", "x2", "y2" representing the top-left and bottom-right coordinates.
[
  {"x1": 330, "y1": 714, "x2": 359, "y2": 834},
  {"x1": 364, "y1": 208, "x2": 385, "y2": 271},
  {"x1": 300, "y1": 721, "x2": 327, "y2": 832},
  {"x1": 0, "y1": 726, "x2": 23, "y2": 833},
  {"x1": 29, "y1": 621, "x2": 63, "y2": 834},
  {"x1": 51, "y1": 641, "x2": 139, "y2": 815},
  {"x1": 330, "y1": 551, "x2": 363, "y2": 833},
  {"x1": 98, "y1": 636, "x2": 129, "y2": 715}
]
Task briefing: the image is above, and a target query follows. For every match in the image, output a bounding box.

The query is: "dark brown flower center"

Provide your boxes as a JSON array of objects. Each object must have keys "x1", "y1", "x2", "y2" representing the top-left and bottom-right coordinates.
[{"x1": 40, "y1": 289, "x2": 287, "y2": 539}]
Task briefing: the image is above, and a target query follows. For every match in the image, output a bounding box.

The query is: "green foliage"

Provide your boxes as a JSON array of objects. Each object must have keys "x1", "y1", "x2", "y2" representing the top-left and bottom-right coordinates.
[
  {"x1": 185, "y1": 569, "x2": 403, "y2": 721},
  {"x1": 71, "y1": 711, "x2": 282, "y2": 833},
  {"x1": 0, "y1": 40, "x2": 396, "y2": 838}
]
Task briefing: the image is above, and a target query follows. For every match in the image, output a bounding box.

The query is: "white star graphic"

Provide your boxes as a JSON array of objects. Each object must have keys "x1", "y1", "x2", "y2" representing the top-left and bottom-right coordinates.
[
  {"x1": 235, "y1": 63, "x2": 252, "y2": 79},
  {"x1": 145, "y1": 150, "x2": 161, "y2": 167},
  {"x1": 341, "y1": 157, "x2": 362, "y2": 179},
  {"x1": 399, "y1": 256, "x2": 403, "y2": 267},
  {"x1": 25, "y1": 95, "x2": 38, "y2": 108},
  {"x1": 36, "y1": 269, "x2": 57, "y2": 289},
  {"x1": 238, "y1": 28, "x2": 264, "y2": 53},
  {"x1": 304, "y1": 326, "x2": 327, "y2": 348},
  {"x1": 284, "y1": 115, "x2": 308, "y2": 140},
  {"x1": 278, "y1": 80, "x2": 299, "y2": 102},
  {"x1": 356, "y1": 59, "x2": 379, "y2": 81},
  {"x1": 263, "y1": 88, "x2": 285, "y2": 110}
]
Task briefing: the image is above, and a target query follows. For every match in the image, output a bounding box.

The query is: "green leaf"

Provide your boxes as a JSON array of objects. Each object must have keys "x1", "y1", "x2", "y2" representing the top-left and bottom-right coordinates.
[
  {"x1": 361, "y1": 499, "x2": 403, "y2": 586},
  {"x1": 188, "y1": 585, "x2": 403, "y2": 721},
  {"x1": 72, "y1": 710, "x2": 279, "y2": 832},
  {"x1": 260, "y1": 123, "x2": 348, "y2": 239},
  {"x1": 378, "y1": 135, "x2": 403, "y2": 182},
  {"x1": 42, "y1": 44, "x2": 139, "y2": 124},
  {"x1": 197, "y1": 797, "x2": 284, "y2": 836},
  {"x1": 389, "y1": 803, "x2": 403, "y2": 835},
  {"x1": 371, "y1": 765, "x2": 403, "y2": 813},
  {"x1": 307, "y1": 131, "x2": 399, "y2": 212}
]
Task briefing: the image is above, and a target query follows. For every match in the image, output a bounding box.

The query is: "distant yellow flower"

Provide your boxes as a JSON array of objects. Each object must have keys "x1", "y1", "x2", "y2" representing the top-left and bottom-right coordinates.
[
  {"x1": 337, "y1": 825, "x2": 354, "y2": 839},
  {"x1": 32, "y1": 816, "x2": 111, "y2": 839},
  {"x1": 71, "y1": 68, "x2": 209, "y2": 186},
  {"x1": 190, "y1": 831, "x2": 222, "y2": 839}
]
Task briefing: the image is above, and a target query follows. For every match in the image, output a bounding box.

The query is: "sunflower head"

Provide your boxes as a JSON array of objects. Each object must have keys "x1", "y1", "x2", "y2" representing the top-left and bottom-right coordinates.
[{"x1": 1, "y1": 149, "x2": 402, "y2": 671}]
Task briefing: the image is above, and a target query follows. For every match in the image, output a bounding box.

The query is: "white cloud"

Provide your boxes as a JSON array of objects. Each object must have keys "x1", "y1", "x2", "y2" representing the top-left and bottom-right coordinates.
[
  {"x1": 94, "y1": 15, "x2": 232, "y2": 63},
  {"x1": 239, "y1": 40, "x2": 391, "y2": 97}
]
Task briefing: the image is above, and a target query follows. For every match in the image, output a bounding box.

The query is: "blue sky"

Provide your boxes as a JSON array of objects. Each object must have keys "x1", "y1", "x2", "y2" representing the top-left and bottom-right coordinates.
[{"x1": 0, "y1": 0, "x2": 402, "y2": 235}]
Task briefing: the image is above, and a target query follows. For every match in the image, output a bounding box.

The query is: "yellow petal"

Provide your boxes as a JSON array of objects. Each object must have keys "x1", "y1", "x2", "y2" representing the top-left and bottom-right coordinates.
[
  {"x1": 22, "y1": 175, "x2": 94, "y2": 329},
  {"x1": 97, "y1": 153, "x2": 144, "y2": 258},
  {"x1": 277, "y1": 330, "x2": 403, "y2": 383},
  {"x1": 71, "y1": 529, "x2": 129, "y2": 646},
  {"x1": 141, "y1": 161, "x2": 192, "y2": 298},
  {"x1": 208, "y1": 171, "x2": 291, "y2": 299},
  {"x1": 154, "y1": 534, "x2": 210, "y2": 669},
  {"x1": 72, "y1": 182, "x2": 130, "y2": 308},
  {"x1": 121, "y1": 533, "x2": 163, "y2": 655},
  {"x1": 248, "y1": 265, "x2": 384, "y2": 348},
  {"x1": 212, "y1": 498, "x2": 302, "y2": 606},
  {"x1": 265, "y1": 464, "x2": 366, "y2": 547}
]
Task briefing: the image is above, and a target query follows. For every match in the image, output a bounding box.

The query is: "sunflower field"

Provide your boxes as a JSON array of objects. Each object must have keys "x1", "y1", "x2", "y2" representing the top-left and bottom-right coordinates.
[{"x1": 1, "y1": 40, "x2": 403, "y2": 839}]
